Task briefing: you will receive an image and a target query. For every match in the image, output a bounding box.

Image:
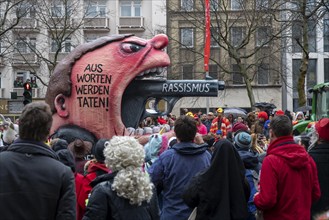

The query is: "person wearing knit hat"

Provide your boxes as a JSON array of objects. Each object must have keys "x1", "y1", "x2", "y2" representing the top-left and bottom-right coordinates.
[
  {"x1": 232, "y1": 122, "x2": 249, "y2": 135},
  {"x1": 275, "y1": 110, "x2": 285, "y2": 116},
  {"x1": 77, "y1": 138, "x2": 110, "y2": 219},
  {"x1": 233, "y1": 131, "x2": 260, "y2": 219},
  {"x1": 234, "y1": 132, "x2": 252, "y2": 150},
  {"x1": 92, "y1": 138, "x2": 107, "y2": 163},
  {"x1": 257, "y1": 111, "x2": 268, "y2": 121},
  {"x1": 251, "y1": 111, "x2": 268, "y2": 136},
  {"x1": 309, "y1": 118, "x2": 329, "y2": 217}
]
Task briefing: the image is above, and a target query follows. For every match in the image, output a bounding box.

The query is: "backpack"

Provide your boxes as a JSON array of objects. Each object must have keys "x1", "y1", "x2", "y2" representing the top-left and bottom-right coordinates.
[{"x1": 245, "y1": 169, "x2": 259, "y2": 214}]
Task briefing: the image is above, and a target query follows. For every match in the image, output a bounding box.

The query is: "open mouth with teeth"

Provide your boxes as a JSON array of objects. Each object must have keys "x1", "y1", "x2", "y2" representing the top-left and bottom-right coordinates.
[
  {"x1": 122, "y1": 66, "x2": 167, "y2": 129},
  {"x1": 136, "y1": 66, "x2": 165, "y2": 78}
]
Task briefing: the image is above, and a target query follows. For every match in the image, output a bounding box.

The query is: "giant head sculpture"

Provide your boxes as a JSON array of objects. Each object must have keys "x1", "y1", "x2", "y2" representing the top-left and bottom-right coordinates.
[{"x1": 45, "y1": 34, "x2": 170, "y2": 140}]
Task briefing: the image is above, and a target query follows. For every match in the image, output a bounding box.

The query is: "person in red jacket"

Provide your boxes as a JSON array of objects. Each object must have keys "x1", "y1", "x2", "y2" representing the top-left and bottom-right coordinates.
[
  {"x1": 254, "y1": 115, "x2": 321, "y2": 220},
  {"x1": 77, "y1": 139, "x2": 110, "y2": 220}
]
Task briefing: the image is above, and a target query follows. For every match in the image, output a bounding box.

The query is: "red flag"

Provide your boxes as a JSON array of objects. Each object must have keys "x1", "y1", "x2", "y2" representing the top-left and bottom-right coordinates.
[{"x1": 204, "y1": 0, "x2": 211, "y2": 73}]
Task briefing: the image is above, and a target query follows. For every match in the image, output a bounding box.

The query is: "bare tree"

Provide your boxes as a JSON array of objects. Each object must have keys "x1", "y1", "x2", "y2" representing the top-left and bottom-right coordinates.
[
  {"x1": 166, "y1": 0, "x2": 289, "y2": 107},
  {"x1": 289, "y1": 0, "x2": 326, "y2": 107},
  {"x1": 0, "y1": 0, "x2": 28, "y2": 59},
  {"x1": 0, "y1": 0, "x2": 27, "y2": 38},
  {"x1": 2, "y1": 0, "x2": 109, "y2": 88}
]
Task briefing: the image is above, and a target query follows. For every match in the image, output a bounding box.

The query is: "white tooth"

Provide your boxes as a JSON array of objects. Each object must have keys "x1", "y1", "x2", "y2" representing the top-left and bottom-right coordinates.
[
  {"x1": 145, "y1": 69, "x2": 151, "y2": 74},
  {"x1": 157, "y1": 67, "x2": 163, "y2": 73},
  {"x1": 151, "y1": 68, "x2": 157, "y2": 72},
  {"x1": 138, "y1": 71, "x2": 144, "y2": 76}
]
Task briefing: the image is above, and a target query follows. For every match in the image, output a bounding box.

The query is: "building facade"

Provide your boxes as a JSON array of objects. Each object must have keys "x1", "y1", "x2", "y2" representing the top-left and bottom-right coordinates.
[
  {"x1": 167, "y1": 0, "x2": 283, "y2": 115},
  {"x1": 283, "y1": 1, "x2": 329, "y2": 111}
]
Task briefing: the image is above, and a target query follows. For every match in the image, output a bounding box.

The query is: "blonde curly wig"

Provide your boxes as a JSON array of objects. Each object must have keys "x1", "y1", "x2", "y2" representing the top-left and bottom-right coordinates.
[{"x1": 104, "y1": 136, "x2": 154, "y2": 205}]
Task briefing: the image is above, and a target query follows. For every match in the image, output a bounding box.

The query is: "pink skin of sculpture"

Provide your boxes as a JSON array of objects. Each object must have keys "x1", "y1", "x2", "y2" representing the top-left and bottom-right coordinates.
[{"x1": 51, "y1": 34, "x2": 170, "y2": 139}]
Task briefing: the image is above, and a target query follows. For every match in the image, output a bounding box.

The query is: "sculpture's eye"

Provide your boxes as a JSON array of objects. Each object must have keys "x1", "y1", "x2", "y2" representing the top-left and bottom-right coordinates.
[{"x1": 121, "y1": 43, "x2": 144, "y2": 53}]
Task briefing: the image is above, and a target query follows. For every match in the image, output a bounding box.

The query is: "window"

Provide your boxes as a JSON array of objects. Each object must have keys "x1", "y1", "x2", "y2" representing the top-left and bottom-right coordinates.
[
  {"x1": 256, "y1": 27, "x2": 270, "y2": 47},
  {"x1": 232, "y1": 64, "x2": 243, "y2": 84},
  {"x1": 292, "y1": 59, "x2": 317, "y2": 110},
  {"x1": 183, "y1": 64, "x2": 193, "y2": 79},
  {"x1": 307, "y1": 59, "x2": 317, "y2": 88},
  {"x1": 14, "y1": 72, "x2": 28, "y2": 87},
  {"x1": 255, "y1": 0, "x2": 269, "y2": 10},
  {"x1": 210, "y1": 27, "x2": 220, "y2": 47},
  {"x1": 51, "y1": 1, "x2": 72, "y2": 17},
  {"x1": 257, "y1": 63, "x2": 269, "y2": 84},
  {"x1": 28, "y1": 38, "x2": 36, "y2": 53},
  {"x1": 51, "y1": 38, "x2": 72, "y2": 53},
  {"x1": 308, "y1": 20, "x2": 317, "y2": 52},
  {"x1": 51, "y1": 5, "x2": 64, "y2": 17},
  {"x1": 231, "y1": 27, "x2": 245, "y2": 47},
  {"x1": 181, "y1": 0, "x2": 193, "y2": 11},
  {"x1": 181, "y1": 28, "x2": 194, "y2": 48},
  {"x1": 231, "y1": 0, "x2": 244, "y2": 10},
  {"x1": 210, "y1": 0, "x2": 219, "y2": 11},
  {"x1": 209, "y1": 64, "x2": 218, "y2": 79},
  {"x1": 292, "y1": 20, "x2": 316, "y2": 53},
  {"x1": 51, "y1": 39, "x2": 59, "y2": 52},
  {"x1": 64, "y1": 38, "x2": 71, "y2": 52},
  {"x1": 120, "y1": 1, "x2": 141, "y2": 17},
  {"x1": 324, "y1": 19, "x2": 329, "y2": 52},
  {"x1": 85, "y1": 1, "x2": 106, "y2": 17},
  {"x1": 323, "y1": 58, "x2": 329, "y2": 83},
  {"x1": 16, "y1": 37, "x2": 36, "y2": 53},
  {"x1": 17, "y1": 2, "x2": 36, "y2": 18}
]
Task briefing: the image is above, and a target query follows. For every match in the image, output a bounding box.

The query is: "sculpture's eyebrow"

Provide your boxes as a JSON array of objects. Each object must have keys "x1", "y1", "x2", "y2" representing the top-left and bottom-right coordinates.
[{"x1": 122, "y1": 37, "x2": 147, "y2": 46}]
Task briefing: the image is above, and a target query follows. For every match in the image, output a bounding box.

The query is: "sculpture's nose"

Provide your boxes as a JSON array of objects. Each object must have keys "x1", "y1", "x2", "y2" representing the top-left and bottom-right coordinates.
[{"x1": 151, "y1": 34, "x2": 168, "y2": 50}]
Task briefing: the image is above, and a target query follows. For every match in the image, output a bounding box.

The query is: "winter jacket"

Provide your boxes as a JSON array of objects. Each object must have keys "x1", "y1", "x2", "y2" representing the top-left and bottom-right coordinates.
[
  {"x1": 0, "y1": 138, "x2": 76, "y2": 220},
  {"x1": 82, "y1": 172, "x2": 160, "y2": 220},
  {"x1": 148, "y1": 142, "x2": 211, "y2": 220},
  {"x1": 77, "y1": 161, "x2": 110, "y2": 220},
  {"x1": 210, "y1": 116, "x2": 230, "y2": 138},
  {"x1": 254, "y1": 136, "x2": 321, "y2": 220},
  {"x1": 309, "y1": 142, "x2": 329, "y2": 216}
]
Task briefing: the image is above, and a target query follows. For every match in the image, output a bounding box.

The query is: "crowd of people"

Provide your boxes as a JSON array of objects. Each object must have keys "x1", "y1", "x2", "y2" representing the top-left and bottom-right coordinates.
[{"x1": 0, "y1": 101, "x2": 328, "y2": 220}]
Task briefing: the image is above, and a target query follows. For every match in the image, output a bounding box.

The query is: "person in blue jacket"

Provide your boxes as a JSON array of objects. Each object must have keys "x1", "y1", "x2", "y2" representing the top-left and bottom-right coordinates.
[{"x1": 148, "y1": 115, "x2": 211, "y2": 220}]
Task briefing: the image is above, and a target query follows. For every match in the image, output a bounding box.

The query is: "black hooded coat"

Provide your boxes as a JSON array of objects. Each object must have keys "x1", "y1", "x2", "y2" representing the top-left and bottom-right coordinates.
[{"x1": 182, "y1": 139, "x2": 249, "y2": 220}]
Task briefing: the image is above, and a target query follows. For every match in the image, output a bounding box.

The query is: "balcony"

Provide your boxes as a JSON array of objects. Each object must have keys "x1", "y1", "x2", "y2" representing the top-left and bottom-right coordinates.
[
  {"x1": 118, "y1": 17, "x2": 145, "y2": 31},
  {"x1": 47, "y1": 17, "x2": 72, "y2": 29},
  {"x1": 12, "y1": 88, "x2": 39, "y2": 98},
  {"x1": 13, "y1": 18, "x2": 39, "y2": 31},
  {"x1": 83, "y1": 17, "x2": 110, "y2": 30},
  {"x1": 11, "y1": 53, "x2": 39, "y2": 66},
  {"x1": 49, "y1": 52, "x2": 69, "y2": 63}
]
